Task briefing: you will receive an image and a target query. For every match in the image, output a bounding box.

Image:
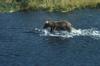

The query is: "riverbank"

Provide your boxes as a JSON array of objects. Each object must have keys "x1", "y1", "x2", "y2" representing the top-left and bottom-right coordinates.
[{"x1": 0, "y1": 0, "x2": 100, "y2": 13}]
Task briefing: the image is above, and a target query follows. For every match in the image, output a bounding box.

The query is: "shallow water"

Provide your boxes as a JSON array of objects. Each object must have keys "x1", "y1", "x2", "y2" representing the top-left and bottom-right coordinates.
[{"x1": 0, "y1": 9, "x2": 100, "y2": 66}]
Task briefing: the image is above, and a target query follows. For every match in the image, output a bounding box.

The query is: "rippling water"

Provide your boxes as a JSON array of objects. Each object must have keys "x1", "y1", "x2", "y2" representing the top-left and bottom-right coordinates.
[
  {"x1": 35, "y1": 27, "x2": 100, "y2": 39},
  {"x1": 0, "y1": 9, "x2": 100, "y2": 66}
]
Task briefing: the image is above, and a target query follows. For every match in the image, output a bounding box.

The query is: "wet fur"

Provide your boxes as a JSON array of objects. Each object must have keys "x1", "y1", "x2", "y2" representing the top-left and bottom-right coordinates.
[{"x1": 43, "y1": 20, "x2": 72, "y2": 32}]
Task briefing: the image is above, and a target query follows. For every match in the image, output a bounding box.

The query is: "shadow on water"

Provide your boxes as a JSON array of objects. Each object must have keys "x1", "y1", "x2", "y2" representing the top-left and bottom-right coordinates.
[
  {"x1": 0, "y1": 9, "x2": 100, "y2": 66},
  {"x1": 44, "y1": 36, "x2": 71, "y2": 45}
]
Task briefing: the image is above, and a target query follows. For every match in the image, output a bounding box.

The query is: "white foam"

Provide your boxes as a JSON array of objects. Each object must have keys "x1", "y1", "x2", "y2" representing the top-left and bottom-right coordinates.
[
  {"x1": 46, "y1": 20, "x2": 49, "y2": 23},
  {"x1": 34, "y1": 28, "x2": 100, "y2": 39}
]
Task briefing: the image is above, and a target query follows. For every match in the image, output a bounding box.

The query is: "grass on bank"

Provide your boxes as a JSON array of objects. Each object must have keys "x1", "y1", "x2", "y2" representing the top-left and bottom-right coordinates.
[
  {"x1": 0, "y1": 0, "x2": 100, "y2": 13},
  {"x1": 29, "y1": 0, "x2": 100, "y2": 12}
]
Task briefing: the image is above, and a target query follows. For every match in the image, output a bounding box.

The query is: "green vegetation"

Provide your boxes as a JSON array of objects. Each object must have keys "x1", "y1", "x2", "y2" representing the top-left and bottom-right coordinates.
[{"x1": 0, "y1": 0, "x2": 100, "y2": 13}]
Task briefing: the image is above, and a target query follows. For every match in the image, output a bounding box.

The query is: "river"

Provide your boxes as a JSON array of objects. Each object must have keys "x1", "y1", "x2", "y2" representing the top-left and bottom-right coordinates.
[{"x1": 0, "y1": 9, "x2": 100, "y2": 66}]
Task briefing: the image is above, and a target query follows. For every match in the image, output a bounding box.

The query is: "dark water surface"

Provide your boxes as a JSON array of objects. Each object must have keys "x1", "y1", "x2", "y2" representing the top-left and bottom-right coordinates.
[{"x1": 0, "y1": 9, "x2": 100, "y2": 66}]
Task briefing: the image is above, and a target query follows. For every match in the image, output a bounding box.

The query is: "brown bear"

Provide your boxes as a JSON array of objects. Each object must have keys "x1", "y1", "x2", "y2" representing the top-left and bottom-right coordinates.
[{"x1": 43, "y1": 20, "x2": 72, "y2": 32}]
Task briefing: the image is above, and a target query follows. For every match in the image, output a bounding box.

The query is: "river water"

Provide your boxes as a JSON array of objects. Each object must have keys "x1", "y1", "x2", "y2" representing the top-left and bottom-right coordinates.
[{"x1": 0, "y1": 9, "x2": 100, "y2": 66}]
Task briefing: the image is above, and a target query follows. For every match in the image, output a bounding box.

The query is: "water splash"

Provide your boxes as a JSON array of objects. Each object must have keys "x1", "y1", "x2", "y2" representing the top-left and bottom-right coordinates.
[{"x1": 34, "y1": 28, "x2": 100, "y2": 39}]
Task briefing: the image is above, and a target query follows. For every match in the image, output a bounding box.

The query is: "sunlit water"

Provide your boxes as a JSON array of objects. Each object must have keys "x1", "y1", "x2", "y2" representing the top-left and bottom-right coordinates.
[{"x1": 0, "y1": 9, "x2": 100, "y2": 66}]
